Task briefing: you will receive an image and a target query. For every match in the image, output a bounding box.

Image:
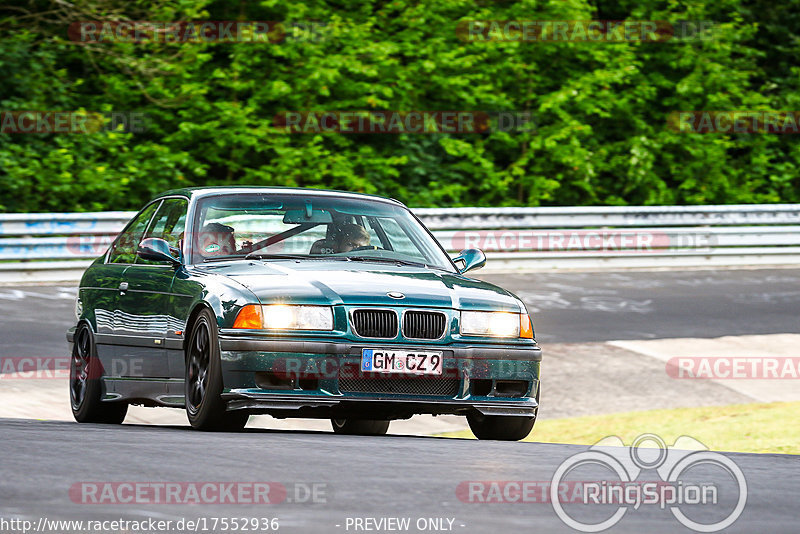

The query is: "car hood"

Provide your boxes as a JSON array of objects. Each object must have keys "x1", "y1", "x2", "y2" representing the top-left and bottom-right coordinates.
[{"x1": 199, "y1": 259, "x2": 523, "y2": 312}]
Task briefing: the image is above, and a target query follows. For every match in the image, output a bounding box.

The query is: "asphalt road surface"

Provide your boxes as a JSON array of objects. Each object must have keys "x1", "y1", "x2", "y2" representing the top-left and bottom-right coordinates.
[
  {"x1": 475, "y1": 269, "x2": 800, "y2": 342},
  {"x1": 1, "y1": 418, "x2": 797, "y2": 533},
  {"x1": 1, "y1": 268, "x2": 798, "y2": 361},
  {"x1": 2, "y1": 269, "x2": 799, "y2": 532}
]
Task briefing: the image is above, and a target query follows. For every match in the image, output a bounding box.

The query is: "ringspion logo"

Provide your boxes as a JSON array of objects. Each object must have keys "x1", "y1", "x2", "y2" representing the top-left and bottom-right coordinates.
[
  {"x1": 550, "y1": 434, "x2": 746, "y2": 532},
  {"x1": 458, "y1": 434, "x2": 747, "y2": 532}
]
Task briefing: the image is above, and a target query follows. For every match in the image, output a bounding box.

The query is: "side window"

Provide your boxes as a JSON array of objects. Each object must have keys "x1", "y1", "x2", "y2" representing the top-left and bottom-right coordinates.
[
  {"x1": 376, "y1": 217, "x2": 423, "y2": 258},
  {"x1": 137, "y1": 198, "x2": 188, "y2": 264},
  {"x1": 362, "y1": 218, "x2": 382, "y2": 247},
  {"x1": 107, "y1": 202, "x2": 160, "y2": 264}
]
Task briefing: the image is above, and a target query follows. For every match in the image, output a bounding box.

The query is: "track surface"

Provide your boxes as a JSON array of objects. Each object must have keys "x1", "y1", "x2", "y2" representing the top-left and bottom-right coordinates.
[
  {"x1": 1, "y1": 269, "x2": 799, "y2": 359},
  {"x1": 1, "y1": 269, "x2": 799, "y2": 532},
  {"x1": 477, "y1": 269, "x2": 800, "y2": 342},
  {"x1": 2, "y1": 418, "x2": 797, "y2": 533}
]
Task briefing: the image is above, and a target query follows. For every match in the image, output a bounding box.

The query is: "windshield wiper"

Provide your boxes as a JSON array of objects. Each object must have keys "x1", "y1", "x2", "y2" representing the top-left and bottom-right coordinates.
[
  {"x1": 347, "y1": 256, "x2": 440, "y2": 270},
  {"x1": 202, "y1": 253, "x2": 309, "y2": 262},
  {"x1": 243, "y1": 253, "x2": 310, "y2": 260},
  {"x1": 243, "y1": 252, "x2": 353, "y2": 262},
  {"x1": 202, "y1": 255, "x2": 247, "y2": 263}
]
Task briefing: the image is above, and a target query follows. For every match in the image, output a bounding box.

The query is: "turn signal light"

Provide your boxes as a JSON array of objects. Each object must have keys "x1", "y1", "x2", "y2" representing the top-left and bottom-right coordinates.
[
  {"x1": 233, "y1": 305, "x2": 263, "y2": 329},
  {"x1": 520, "y1": 314, "x2": 534, "y2": 339}
]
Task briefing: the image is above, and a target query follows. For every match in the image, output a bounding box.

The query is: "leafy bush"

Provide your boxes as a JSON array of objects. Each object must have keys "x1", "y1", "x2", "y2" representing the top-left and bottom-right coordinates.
[{"x1": 1, "y1": 0, "x2": 798, "y2": 211}]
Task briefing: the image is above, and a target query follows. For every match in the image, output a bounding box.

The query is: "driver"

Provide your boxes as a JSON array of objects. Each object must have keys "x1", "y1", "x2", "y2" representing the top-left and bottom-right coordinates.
[
  {"x1": 336, "y1": 223, "x2": 371, "y2": 253},
  {"x1": 198, "y1": 222, "x2": 237, "y2": 257}
]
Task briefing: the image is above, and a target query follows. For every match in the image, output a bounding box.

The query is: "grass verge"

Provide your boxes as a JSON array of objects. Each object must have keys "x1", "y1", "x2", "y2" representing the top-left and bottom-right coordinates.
[{"x1": 439, "y1": 401, "x2": 800, "y2": 454}]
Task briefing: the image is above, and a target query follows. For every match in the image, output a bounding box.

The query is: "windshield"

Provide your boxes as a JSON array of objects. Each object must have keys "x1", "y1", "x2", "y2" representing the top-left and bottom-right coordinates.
[{"x1": 190, "y1": 193, "x2": 455, "y2": 271}]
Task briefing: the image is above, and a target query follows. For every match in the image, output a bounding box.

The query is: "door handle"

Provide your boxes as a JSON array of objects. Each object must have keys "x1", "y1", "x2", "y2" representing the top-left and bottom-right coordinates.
[{"x1": 118, "y1": 282, "x2": 129, "y2": 293}]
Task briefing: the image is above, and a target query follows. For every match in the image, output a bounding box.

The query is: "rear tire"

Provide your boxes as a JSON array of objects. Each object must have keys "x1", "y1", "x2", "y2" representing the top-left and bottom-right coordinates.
[
  {"x1": 70, "y1": 323, "x2": 127, "y2": 424},
  {"x1": 331, "y1": 418, "x2": 390, "y2": 436},
  {"x1": 185, "y1": 309, "x2": 249, "y2": 431}
]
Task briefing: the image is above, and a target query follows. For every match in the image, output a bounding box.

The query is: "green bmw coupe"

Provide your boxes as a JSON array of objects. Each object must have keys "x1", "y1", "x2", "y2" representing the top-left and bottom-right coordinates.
[{"x1": 67, "y1": 188, "x2": 542, "y2": 440}]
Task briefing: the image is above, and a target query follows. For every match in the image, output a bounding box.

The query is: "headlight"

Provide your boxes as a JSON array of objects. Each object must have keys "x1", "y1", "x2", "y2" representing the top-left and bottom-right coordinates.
[
  {"x1": 460, "y1": 311, "x2": 533, "y2": 339},
  {"x1": 233, "y1": 304, "x2": 334, "y2": 331}
]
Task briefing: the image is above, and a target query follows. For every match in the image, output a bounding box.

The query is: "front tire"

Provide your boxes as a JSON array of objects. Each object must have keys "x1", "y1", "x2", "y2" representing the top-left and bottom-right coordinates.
[
  {"x1": 185, "y1": 309, "x2": 249, "y2": 431},
  {"x1": 467, "y1": 413, "x2": 535, "y2": 441},
  {"x1": 468, "y1": 382, "x2": 539, "y2": 441},
  {"x1": 70, "y1": 323, "x2": 127, "y2": 424},
  {"x1": 331, "y1": 418, "x2": 390, "y2": 436}
]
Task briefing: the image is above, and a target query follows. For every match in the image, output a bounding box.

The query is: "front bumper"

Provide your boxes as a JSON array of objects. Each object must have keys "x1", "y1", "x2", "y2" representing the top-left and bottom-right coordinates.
[{"x1": 218, "y1": 336, "x2": 541, "y2": 419}]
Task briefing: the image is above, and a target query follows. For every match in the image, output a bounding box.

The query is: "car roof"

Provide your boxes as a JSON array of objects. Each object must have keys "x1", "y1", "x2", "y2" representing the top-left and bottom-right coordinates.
[{"x1": 153, "y1": 186, "x2": 405, "y2": 206}]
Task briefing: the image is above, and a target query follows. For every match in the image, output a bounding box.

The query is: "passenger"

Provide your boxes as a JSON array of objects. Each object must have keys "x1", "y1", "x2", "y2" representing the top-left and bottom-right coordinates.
[
  {"x1": 198, "y1": 222, "x2": 237, "y2": 256},
  {"x1": 336, "y1": 224, "x2": 371, "y2": 253}
]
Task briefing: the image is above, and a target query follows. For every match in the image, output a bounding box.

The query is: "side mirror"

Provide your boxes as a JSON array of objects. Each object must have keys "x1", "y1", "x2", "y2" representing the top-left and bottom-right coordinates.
[
  {"x1": 137, "y1": 238, "x2": 181, "y2": 265},
  {"x1": 452, "y1": 248, "x2": 486, "y2": 274}
]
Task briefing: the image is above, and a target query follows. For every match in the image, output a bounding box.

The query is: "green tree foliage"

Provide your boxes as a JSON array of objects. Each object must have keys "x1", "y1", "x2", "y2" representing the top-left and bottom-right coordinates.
[{"x1": 1, "y1": 0, "x2": 798, "y2": 211}]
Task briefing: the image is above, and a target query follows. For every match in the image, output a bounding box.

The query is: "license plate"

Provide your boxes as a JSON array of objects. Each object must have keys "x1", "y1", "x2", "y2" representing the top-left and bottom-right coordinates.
[{"x1": 361, "y1": 349, "x2": 443, "y2": 376}]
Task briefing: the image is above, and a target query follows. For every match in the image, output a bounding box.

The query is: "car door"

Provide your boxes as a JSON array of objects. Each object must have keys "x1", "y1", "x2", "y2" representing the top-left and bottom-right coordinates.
[
  {"x1": 115, "y1": 197, "x2": 188, "y2": 379},
  {"x1": 92, "y1": 201, "x2": 160, "y2": 372}
]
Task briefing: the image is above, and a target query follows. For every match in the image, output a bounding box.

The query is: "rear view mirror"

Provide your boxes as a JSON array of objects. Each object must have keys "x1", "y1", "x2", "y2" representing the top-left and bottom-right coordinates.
[
  {"x1": 452, "y1": 248, "x2": 486, "y2": 274},
  {"x1": 137, "y1": 238, "x2": 181, "y2": 265},
  {"x1": 283, "y1": 208, "x2": 333, "y2": 224}
]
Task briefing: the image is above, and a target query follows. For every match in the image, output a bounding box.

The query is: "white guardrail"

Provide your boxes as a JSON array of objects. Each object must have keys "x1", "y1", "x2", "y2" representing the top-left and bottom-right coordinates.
[{"x1": 1, "y1": 205, "x2": 800, "y2": 283}]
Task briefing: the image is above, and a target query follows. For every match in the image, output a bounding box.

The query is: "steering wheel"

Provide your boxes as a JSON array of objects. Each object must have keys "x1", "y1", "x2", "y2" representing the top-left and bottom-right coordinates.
[{"x1": 350, "y1": 245, "x2": 380, "y2": 252}]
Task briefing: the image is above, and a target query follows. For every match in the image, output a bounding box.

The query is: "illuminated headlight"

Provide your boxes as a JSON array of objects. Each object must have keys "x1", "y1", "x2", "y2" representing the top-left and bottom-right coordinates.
[
  {"x1": 460, "y1": 311, "x2": 528, "y2": 338},
  {"x1": 263, "y1": 305, "x2": 333, "y2": 330},
  {"x1": 234, "y1": 304, "x2": 334, "y2": 330}
]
